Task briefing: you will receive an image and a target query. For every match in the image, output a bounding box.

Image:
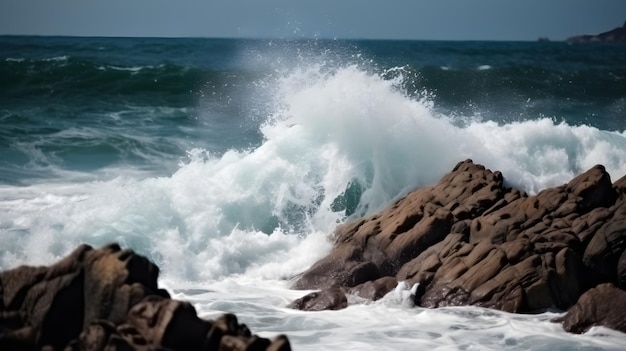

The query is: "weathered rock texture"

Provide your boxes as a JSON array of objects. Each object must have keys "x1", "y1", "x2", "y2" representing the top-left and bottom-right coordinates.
[
  {"x1": 291, "y1": 160, "x2": 626, "y2": 333},
  {"x1": 0, "y1": 243, "x2": 290, "y2": 351},
  {"x1": 557, "y1": 283, "x2": 626, "y2": 334}
]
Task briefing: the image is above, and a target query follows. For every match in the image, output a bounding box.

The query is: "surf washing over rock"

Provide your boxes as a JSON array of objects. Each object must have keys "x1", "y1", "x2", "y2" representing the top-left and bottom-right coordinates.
[
  {"x1": 1, "y1": 37, "x2": 626, "y2": 350},
  {"x1": 290, "y1": 160, "x2": 626, "y2": 327}
]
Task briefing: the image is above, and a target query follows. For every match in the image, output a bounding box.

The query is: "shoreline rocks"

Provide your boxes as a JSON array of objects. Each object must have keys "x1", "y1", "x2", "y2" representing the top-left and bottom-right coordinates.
[
  {"x1": 0, "y1": 244, "x2": 291, "y2": 351},
  {"x1": 290, "y1": 160, "x2": 626, "y2": 334},
  {"x1": 2, "y1": 159, "x2": 625, "y2": 347}
]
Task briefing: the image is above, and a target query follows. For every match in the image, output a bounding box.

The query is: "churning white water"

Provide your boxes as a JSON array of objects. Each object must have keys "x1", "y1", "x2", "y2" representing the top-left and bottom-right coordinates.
[{"x1": 1, "y1": 64, "x2": 625, "y2": 349}]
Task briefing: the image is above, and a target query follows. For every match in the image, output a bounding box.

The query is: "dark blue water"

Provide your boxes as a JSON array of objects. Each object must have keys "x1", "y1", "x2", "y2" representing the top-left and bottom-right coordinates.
[
  {"x1": 2, "y1": 36, "x2": 626, "y2": 350},
  {"x1": 1, "y1": 36, "x2": 625, "y2": 185}
]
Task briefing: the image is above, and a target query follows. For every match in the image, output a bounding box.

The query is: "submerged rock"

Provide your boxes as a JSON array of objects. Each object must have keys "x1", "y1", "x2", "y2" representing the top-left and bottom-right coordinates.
[
  {"x1": 291, "y1": 160, "x2": 626, "y2": 334},
  {"x1": 288, "y1": 288, "x2": 348, "y2": 311},
  {"x1": 0, "y1": 244, "x2": 290, "y2": 351}
]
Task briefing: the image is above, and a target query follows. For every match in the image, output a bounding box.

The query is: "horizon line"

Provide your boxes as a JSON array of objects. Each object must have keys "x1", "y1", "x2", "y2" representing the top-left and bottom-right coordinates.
[{"x1": 0, "y1": 33, "x2": 563, "y2": 43}]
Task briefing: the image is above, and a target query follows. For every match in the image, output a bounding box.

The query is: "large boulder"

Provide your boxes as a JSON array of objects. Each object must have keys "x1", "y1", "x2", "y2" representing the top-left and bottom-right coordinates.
[
  {"x1": 557, "y1": 283, "x2": 626, "y2": 334},
  {"x1": 293, "y1": 160, "x2": 508, "y2": 291},
  {"x1": 290, "y1": 160, "x2": 626, "y2": 333},
  {"x1": 0, "y1": 244, "x2": 290, "y2": 351}
]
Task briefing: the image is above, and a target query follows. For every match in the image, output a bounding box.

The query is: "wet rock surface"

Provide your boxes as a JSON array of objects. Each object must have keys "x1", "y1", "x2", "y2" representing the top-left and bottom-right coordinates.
[
  {"x1": 0, "y1": 244, "x2": 290, "y2": 351},
  {"x1": 291, "y1": 160, "x2": 626, "y2": 333},
  {"x1": 557, "y1": 283, "x2": 626, "y2": 334}
]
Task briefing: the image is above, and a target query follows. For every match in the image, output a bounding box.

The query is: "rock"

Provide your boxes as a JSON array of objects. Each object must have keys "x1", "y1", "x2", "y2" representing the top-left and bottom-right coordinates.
[
  {"x1": 288, "y1": 288, "x2": 348, "y2": 311},
  {"x1": 583, "y1": 205, "x2": 626, "y2": 285},
  {"x1": 566, "y1": 21, "x2": 626, "y2": 43},
  {"x1": 0, "y1": 244, "x2": 291, "y2": 351},
  {"x1": 76, "y1": 320, "x2": 117, "y2": 351},
  {"x1": 348, "y1": 276, "x2": 398, "y2": 301},
  {"x1": 558, "y1": 283, "x2": 626, "y2": 334},
  {"x1": 125, "y1": 295, "x2": 211, "y2": 349},
  {"x1": 291, "y1": 245, "x2": 382, "y2": 290},
  {"x1": 290, "y1": 160, "x2": 626, "y2": 333},
  {"x1": 618, "y1": 250, "x2": 626, "y2": 289},
  {"x1": 293, "y1": 160, "x2": 507, "y2": 291},
  {"x1": 290, "y1": 277, "x2": 398, "y2": 311}
]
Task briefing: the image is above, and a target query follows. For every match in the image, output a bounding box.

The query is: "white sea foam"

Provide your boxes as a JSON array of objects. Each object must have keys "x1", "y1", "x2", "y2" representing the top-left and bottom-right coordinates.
[
  {"x1": 96, "y1": 64, "x2": 164, "y2": 73},
  {"x1": 41, "y1": 55, "x2": 70, "y2": 62},
  {"x1": 1, "y1": 63, "x2": 625, "y2": 349}
]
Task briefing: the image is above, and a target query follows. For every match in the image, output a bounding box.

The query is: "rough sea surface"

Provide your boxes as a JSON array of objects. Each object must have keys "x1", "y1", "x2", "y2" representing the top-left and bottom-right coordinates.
[{"x1": 1, "y1": 36, "x2": 626, "y2": 349}]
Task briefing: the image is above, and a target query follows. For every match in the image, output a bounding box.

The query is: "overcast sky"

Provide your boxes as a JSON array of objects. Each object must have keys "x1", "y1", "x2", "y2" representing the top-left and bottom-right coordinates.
[{"x1": 1, "y1": 0, "x2": 625, "y2": 41}]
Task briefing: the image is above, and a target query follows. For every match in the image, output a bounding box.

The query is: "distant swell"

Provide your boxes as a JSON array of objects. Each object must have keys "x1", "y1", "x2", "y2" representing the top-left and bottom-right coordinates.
[
  {"x1": 2, "y1": 56, "x2": 624, "y2": 132},
  {"x1": 417, "y1": 64, "x2": 624, "y2": 102},
  {"x1": 0, "y1": 58, "x2": 207, "y2": 100}
]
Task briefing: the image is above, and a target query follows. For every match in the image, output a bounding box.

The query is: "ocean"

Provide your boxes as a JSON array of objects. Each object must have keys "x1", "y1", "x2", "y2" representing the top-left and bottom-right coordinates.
[{"x1": 1, "y1": 36, "x2": 626, "y2": 350}]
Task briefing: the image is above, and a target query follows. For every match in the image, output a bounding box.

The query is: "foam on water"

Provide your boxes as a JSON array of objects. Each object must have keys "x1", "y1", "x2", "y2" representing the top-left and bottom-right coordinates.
[
  {"x1": 41, "y1": 55, "x2": 70, "y2": 62},
  {"x1": 1, "y1": 63, "x2": 626, "y2": 349},
  {"x1": 167, "y1": 278, "x2": 625, "y2": 351}
]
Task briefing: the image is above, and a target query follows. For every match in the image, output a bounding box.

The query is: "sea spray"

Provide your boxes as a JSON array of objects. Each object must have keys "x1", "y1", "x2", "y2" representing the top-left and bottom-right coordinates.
[
  {"x1": 2, "y1": 37, "x2": 626, "y2": 350},
  {"x1": 3, "y1": 63, "x2": 626, "y2": 282}
]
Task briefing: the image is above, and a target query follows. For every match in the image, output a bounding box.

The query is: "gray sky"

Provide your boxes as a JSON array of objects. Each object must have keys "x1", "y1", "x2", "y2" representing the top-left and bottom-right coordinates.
[{"x1": 1, "y1": 0, "x2": 625, "y2": 40}]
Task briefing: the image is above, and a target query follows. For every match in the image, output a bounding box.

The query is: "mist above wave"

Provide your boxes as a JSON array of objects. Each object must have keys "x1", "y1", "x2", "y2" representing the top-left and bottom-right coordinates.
[{"x1": 1, "y1": 63, "x2": 626, "y2": 284}]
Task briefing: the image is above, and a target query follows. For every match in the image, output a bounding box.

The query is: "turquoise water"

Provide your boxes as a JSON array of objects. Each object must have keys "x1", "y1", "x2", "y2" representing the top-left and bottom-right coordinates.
[{"x1": 1, "y1": 36, "x2": 625, "y2": 350}]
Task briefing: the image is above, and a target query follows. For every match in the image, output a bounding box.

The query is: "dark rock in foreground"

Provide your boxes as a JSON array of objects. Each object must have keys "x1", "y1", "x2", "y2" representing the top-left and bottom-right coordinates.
[
  {"x1": 557, "y1": 283, "x2": 626, "y2": 334},
  {"x1": 0, "y1": 244, "x2": 290, "y2": 351},
  {"x1": 291, "y1": 160, "x2": 626, "y2": 334},
  {"x1": 288, "y1": 288, "x2": 347, "y2": 312},
  {"x1": 567, "y1": 21, "x2": 626, "y2": 43}
]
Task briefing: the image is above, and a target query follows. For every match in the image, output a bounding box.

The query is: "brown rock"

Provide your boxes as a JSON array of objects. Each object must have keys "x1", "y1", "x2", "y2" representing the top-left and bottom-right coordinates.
[
  {"x1": 126, "y1": 296, "x2": 211, "y2": 350},
  {"x1": 348, "y1": 276, "x2": 397, "y2": 301},
  {"x1": 290, "y1": 160, "x2": 626, "y2": 324},
  {"x1": 293, "y1": 160, "x2": 508, "y2": 291},
  {"x1": 266, "y1": 335, "x2": 291, "y2": 351},
  {"x1": 289, "y1": 288, "x2": 348, "y2": 311},
  {"x1": 0, "y1": 244, "x2": 291, "y2": 351},
  {"x1": 77, "y1": 320, "x2": 117, "y2": 351},
  {"x1": 291, "y1": 245, "x2": 381, "y2": 290},
  {"x1": 219, "y1": 335, "x2": 270, "y2": 351},
  {"x1": 83, "y1": 244, "x2": 162, "y2": 326},
  {"x1": 618, "y1": 250, "x2": 626, "y2": 289},
  {"x1": 583, "y1": 206, "x2": 626, "y2": 285},
  {"x1": 559, "y1": 283, "x2": 626, "y2": 334}
]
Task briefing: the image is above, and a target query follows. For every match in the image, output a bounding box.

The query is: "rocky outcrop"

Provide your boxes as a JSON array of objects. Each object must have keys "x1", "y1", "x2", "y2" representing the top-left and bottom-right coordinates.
[
  {"x1": 557, "y1": 283, "x2": 626, "y2": 334},
  {"x1": 567, "y1": 21, "x2": 626, "y2": 43},
  {"x1": 290, "y1": 160, "x2": 626, "y2": 333},
  {"x1": 0, "y1": 244, "x2": 290, "y2": 351}
]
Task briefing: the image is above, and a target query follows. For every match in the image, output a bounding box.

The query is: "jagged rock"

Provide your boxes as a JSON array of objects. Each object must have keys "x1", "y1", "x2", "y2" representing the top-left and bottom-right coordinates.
[
  {"x1": 0, "y1": 244, "x2": 291, "y2": 351},
  {"x1": 558, "y1": 283, "x2": 626, "y2": 334},
  {"x1": 290, "y1": 160, "x2": 626, "y2": 333},
  {"x1": 293, "y1": 160, "x2": 507, "y2": 290},
  {"x1": 288, "y1": 288, "x2": 348, "y2": 311},
  {"x1": 125, "y1": 295, "x2": 211, "y2": 349}
]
